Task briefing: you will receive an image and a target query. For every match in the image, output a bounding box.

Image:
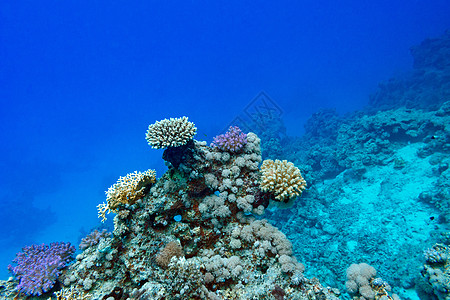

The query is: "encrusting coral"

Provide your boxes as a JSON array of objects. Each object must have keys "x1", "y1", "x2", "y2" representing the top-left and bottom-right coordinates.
[
  {"x1": 145, "y1": 116, "x2": 197, "y2": 149},
  {"x1": 79, "y1": 229, "x2": 111, "y2": 250},
  {"x1": 260, "y1": 159, "x2": 307, "y2": 202},
  {"x1": 416, "y1": 243, "x2": 450, "y2": 300},
  {"x1": 97, "y1": 169, "x2": 156, "y2": 222}
]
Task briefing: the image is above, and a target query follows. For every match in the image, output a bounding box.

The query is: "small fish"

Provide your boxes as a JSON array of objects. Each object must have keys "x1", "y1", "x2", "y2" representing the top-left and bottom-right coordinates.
[{"x1": 431, "y1": 135, "x2": 438, "y2": 140}]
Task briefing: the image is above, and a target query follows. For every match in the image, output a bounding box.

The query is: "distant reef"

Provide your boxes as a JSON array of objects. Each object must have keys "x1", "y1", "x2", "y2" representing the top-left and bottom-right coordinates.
[
  {"x1": 267, "y1": 100, "x2": 450, "y2": 295},
  {"x1": 368, "y1": 30, "x2": 450, "y2": 111},
  {"x1": 250, "y1": 31, "x2": 450, "y2": 300}
]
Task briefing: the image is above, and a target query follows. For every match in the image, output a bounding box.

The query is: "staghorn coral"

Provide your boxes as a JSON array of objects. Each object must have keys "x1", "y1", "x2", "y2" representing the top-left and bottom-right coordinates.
[
  {"x1": 211, "y1": 126, "x2": 248, "y2": 152},
  {"x1": 260, "y1": 159, "x2": 307, "y2": 202},
  {"x1": 8, "y1": 242, "x2": 75, "y2": 296},
  {"x1": 146, "y1": 116, "x2": 197, "y2": 149},
  {"x1": 98, "y1": 169, "x2": 156, "y2": 222}
]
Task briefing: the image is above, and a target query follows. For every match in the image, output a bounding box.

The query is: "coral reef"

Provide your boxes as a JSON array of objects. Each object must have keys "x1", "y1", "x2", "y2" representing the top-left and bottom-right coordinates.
[
  {"x1": 282, "y1": 32, "x2": 450, "y2": 185},
  {"x1": 145, "y1": 116, "x2": 197, "y2": 149},
  {"x1": 416, "y1": 243, "x2": 450, "y2": 300},
  {"x1": 418, "y1": 153, "x2": 450, "y2": 222},
  {"x1": 335, "y1": 106, "x2": 450, "y2": 170},
  {"x1": 7, "y1": 242, "x2": 75, "y2": 296},
  {"x1": 4, "y1": 32, "x2": 449, "y2": 300},
  {"x1": 212, "y1": 126, "x2": 248, "y2": 153},
  {"x1": 26, "y1": 125, "x2": 338, "y2": 300},
  {"x1": 263, "y1": 97, "x2": 449, "y2": 296},
  {"x1": 284, "y1": 108, "x2": 344, "y2": 183},
  {"x1": 260, "y1": 159, "x2": 307, "y2": 202},
  {"x1": 284, "y1": 100, "x2": 450, "y2": 187}
]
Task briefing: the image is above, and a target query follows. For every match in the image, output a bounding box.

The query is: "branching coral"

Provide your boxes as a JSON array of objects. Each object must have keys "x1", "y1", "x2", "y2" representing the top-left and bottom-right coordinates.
[
  {"x1": 146, "y1": 116, "x2": 197, "y2": 149},
  {"x1": 8, "y1": 242, "x2": 75, "y2": 296},
  {"x1": 212, "y1": 126, "x2": 247, "y2": 152},
  {"x1": 97, "y1": 169, "x2": 156, "y2": 222},
  {"x1": 259, "y1": 159, "x2": 307, "y2": 202},
  {"x1": 53, "y1": 286, "x2": 90, "y2": 300}
]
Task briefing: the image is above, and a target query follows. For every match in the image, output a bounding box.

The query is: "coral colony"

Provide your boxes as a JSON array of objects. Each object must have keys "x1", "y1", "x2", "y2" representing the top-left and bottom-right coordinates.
[
  {"x1": 7, "y1": 243, "x2": 75, "y2": 296},
  {"x1": 212, "y1": 126, "x2": 248, "y2": 153},
  {"x1": 3, "y1": 116, "x2": 404, "y2": 300}
]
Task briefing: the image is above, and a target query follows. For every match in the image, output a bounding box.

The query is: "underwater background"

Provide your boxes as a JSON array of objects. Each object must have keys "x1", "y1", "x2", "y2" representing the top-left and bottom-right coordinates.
[{"x1": 1, "y1": 1, "x2": 450, "y2": 299}]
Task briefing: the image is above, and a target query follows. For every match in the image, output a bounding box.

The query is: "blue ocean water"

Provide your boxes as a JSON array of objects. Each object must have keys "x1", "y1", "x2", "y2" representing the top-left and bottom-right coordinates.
[{"x1": 1, "y1": 0, "x2": 450, "y2": 297}]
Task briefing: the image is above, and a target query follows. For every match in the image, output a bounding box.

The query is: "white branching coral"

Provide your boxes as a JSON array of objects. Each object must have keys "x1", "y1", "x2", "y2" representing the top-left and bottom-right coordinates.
[
  {"x1": 260, "y1": 159, "x2": 306, "y2": 202},
  {"x1": 97, "y1": 169, "x2": 156, "y2": 222},
  {"x1": 53, "y1": 286, "x2": 90, "y2": 299},
  {"x1": 146, "y1": 116, "x2": 197, "y2": 149}
]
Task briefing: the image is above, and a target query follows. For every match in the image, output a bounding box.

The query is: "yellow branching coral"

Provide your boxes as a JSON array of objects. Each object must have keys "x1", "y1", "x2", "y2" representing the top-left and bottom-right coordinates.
[
  {"x1": 146, "y1": 116, "x2": 197, "y2": 149},
  {"x1": 260, "y1": 159, "x2": 306, "y2": 202},
  {"x1": 97, "y1": 202, "x2": 110, "y2": 223},
  {"x1": 97, "y1": 169, "x2": 156, "y2": 222}
]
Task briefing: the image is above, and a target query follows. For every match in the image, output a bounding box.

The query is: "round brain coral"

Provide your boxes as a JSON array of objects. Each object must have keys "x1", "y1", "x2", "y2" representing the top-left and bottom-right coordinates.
[
  {"x1": 260, "y1": 159, "x2": 307, "y2": 202},
  {"x1": 146, "y1": 116, "x2": 197, "y2": 149}
]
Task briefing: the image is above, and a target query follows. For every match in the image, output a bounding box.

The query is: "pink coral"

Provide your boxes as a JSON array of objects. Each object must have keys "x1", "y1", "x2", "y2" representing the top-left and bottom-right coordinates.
[{"x1": 212, "y1": 126, "x2": 248, "y2": 153}]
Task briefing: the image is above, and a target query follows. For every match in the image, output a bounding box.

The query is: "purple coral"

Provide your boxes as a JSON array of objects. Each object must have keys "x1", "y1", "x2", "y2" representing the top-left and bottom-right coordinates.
[
  {"x1": 8, "y1": 242, "x2": 75, "y2": 296},
  {"x1": 212, "y1": 126, "x2": 248, "y2": 152},
  {"x1": 79, "y1": 229, "x2": 111, "y2": 250}
]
